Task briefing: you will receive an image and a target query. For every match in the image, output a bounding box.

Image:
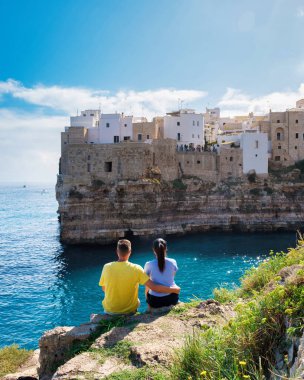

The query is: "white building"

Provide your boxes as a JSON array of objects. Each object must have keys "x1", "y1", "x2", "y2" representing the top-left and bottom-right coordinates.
[
  {"x1": 99, "y1": 113, "x2": 133, "y2": 144},
  {"x1": 217, "y1": 132, "x2": 268, "y2": 174},
  {"x1": 163, "y1": 109, "x2": 204, "y2": 148},
  {"x1": 240, "y1": 132, "x2": 268, "y2": 174},
  {"x1": 70, "y1": 110, "x2": 100, "y2": 128}
]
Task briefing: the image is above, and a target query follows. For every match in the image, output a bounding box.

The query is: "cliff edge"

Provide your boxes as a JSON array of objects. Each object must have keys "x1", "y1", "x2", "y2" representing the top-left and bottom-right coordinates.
[
  {"x1": 3, "y1": 242, "x2": 304, "y2": 379},
  {"x1": 56, "y1": 170, "x2": 304, "y2": 245}
]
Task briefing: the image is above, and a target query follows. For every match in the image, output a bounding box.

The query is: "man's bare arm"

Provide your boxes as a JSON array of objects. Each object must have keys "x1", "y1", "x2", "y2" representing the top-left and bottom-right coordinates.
[
  {"x1": 102, "y1": 286, "x2": 105, "y2": 292},
  {"x1": 145, "y1": 279, "x2": 180, "y2": 294}
]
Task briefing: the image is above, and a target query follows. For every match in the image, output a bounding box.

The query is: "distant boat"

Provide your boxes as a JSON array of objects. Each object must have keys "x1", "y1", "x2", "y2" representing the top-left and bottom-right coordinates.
[
  {"x1": 23, "y1": 185, "x2": 26, "y2": 188},
  {"x1": 41, "y1": 189, "x2": 47, "y2": 194}
]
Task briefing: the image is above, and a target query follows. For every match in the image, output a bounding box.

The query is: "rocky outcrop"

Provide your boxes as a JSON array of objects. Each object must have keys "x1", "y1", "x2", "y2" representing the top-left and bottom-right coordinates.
[
  {"x1": 56, "y1": 175, "x2": 304, "y2": 244},
  {"x1": 3, "y1": 301, "x2": 234, "y2": 380}
]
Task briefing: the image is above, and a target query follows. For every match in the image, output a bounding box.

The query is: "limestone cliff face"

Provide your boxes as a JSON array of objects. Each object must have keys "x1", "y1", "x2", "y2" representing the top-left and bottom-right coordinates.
[{"x1": 56, "y1": 175, "x2": 304, "y2": 245}]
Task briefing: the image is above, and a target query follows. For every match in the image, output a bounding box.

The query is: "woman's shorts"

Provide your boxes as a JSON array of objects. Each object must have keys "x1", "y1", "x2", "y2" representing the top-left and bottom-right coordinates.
[{"x1": 146, "y1": 292, "x2": 179, "y2": 308}]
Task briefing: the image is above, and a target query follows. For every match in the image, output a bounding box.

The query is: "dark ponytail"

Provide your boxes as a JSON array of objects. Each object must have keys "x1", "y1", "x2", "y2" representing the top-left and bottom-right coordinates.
[{"x1": 153, "y1": 238, "x2": 167, "y2": 272}]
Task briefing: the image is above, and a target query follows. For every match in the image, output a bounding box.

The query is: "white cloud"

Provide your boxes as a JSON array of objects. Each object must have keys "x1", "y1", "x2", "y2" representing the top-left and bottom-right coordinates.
[
  {"x1": 0, "y1": 79, "x2": 207, "y2": 119},
  {"x1": 0, "y1": 109, "x2": 66, "y2": 183},
  {"x1": 218, "y1": 84, "x2": 304, "y2": 117},
  {"x1": 297, "y1": 7, "x2": 304, "y2": 17}
]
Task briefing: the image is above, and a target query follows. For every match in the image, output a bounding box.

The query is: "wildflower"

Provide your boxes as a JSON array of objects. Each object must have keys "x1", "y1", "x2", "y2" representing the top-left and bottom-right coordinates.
[
  {"x1": 243, "y1": 376, "x2": 250, "y2": 379},
  {"x1": 261, "y1": 318, "x2": 267, "y2": 324},
  {"x1": 200, "y1": 370, "x2": 207, "y2": 376},
  {"x1": 239, "y1": 360, "x2": 247, "y2": 366},
  {"x1": 285, "y1": 308, "x2": 293, "y2": 315}
]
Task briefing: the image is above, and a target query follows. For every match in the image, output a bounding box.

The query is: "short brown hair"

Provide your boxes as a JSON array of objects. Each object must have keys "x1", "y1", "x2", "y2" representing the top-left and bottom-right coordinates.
[{"x1": 117, "y1": 239, "x2": 131, "y2": 255}]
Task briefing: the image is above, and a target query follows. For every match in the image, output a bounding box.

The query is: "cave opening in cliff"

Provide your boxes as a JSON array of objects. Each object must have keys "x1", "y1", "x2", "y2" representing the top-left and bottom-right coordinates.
[{"x1": 124, "y1": 229, "x2": 134, "y2": 239}]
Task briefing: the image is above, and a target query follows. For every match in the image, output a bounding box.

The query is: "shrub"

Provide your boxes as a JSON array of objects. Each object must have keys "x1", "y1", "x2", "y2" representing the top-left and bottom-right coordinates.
[
  {"x1": 174, "y1": 243, "x2": 304, "y2": 379},
  {"x1": 0, "y1": 345, "x2": 32, "y2": 377},
  {"x1": 172, "y1": 178, "x2": 187, "y2": 190}
]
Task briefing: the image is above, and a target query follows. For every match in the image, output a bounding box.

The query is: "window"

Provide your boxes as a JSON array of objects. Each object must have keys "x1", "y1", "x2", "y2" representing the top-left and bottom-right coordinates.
[
  {"x1": 275, "y1": 156, "x2": 280, "y2": 161},
  {"x1": 124, "y1": 124, "x2": 127, "y2": 127},
  {"x1": 197, "y1": 160, "x2": 201, "y2": 164},
  {"x1": 124, "y1": 136, "x2": 130, "y2": 141},
  {"x1": 296, "y1": 120, "x2": 298, "y2": 124},
  {"x1": 90, "y1": 113, "x2": 94, "y2": 116},
  {"x1": 106, "y1": 122, "x2": 110, "y2": 128},
  {"x1": 277, "y1": 120, "x2": 280, "y2": 123},
  {"x1": 104, "y1": 162, "x2": 112, "y2": 172},
  {"x1": 177, "y1": 121, "x2": 180, "y2": 126},
  {"x1": 147, "y1": 135, "x2": 150, "y2": 139},
  {"x1": 177, "y1": 133, "x2": 181, "y2": 141},
  {"x1": 83, "y1": 113, "x2": 86, "y2": 117},
  {"x1": 277, "y1": 132, "x2": 281, "y2": 141},
  {"x1": 198, "y1": 134, "x2": 200, "y2": 138},
  {"x1": 192, "y1": 134, "x2": 194, "y2": 138},
  {"x1": 87, "y1": 163, "x2": 91, "y2": 172},
  {"x1": 255, "y1": 154, "x2": 258, "y2": 157},
  {"x1": 138, "y1": 134, "x2": 142, "y2": 141},
  {"x1": 87, "y1": 155, "x2": 91, "y2": 160},
  {"x1": 114, "y1": 136, "x2": 119, "y2": 143},
  {"x1": 193, "y1": 121, "x2": 195, "y2": 126},
  {"x1": 278, "y1": 146, "x2": 281, "y2": 149},
  {"x1": 295, "y1": 146, "x2": 298, "y2": 150},
  {"x1": 255, "y1": 140, "x2": 259, "y2": 149},
  {"x1": 296, "y1": 133, "x2": 299, "y2": 139},
  {"x1": 230, "y1": 157, "x2": 233, "y2": 162}
]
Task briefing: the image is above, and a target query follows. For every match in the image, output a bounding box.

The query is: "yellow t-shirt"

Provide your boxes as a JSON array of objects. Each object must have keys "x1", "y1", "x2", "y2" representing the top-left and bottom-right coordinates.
[{"x1": 99, "y1": 261, "x2": 150, "y2": 314}]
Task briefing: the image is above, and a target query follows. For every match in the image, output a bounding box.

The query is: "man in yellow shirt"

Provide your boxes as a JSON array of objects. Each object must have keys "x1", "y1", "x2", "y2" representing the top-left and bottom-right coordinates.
[{"x1": 99, "y1": 239, "x2": 180, "y2": 314}]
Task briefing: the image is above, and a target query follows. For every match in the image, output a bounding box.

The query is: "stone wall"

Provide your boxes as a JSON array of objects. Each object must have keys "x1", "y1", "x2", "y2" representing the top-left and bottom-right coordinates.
[
  {"x1": 177, "y1": 151, "x2": 218, "y2": 181},
  {"x1": 218, "y1": 147, "x2": 243, "y2": 178},
  {"x1": 60, "y1": 139, "x2": 178, "y2": 183}
]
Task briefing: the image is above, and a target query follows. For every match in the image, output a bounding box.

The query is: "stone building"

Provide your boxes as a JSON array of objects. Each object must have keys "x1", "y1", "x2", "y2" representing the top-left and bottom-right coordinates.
[
  {"x1": 132, "y1": 117, "x2": 164, "y2": 142},
  {"x1": 267, "y1": 105, "x2": 304, "y2": 166}
]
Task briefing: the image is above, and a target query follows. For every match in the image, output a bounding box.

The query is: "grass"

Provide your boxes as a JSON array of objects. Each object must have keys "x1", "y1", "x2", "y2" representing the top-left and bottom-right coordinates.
[
  {"x1": 90, "y1": 340, "x2": 134, "y2": 365},
  {"x1": 0, "y1": 344, "x2": 32, "y2": 377},
  {"x1": 169, "y1": 299, "x2": 202, "y2": 315},
  {"x1": 104, "y1": 367, "x2": 170, "y2": 379},
  {"x1": 171, "y1": 240, "x2": 304, "y2": 380},
  {"x1": 69, "y1": 315, "x2": 128, "y2": 357}
]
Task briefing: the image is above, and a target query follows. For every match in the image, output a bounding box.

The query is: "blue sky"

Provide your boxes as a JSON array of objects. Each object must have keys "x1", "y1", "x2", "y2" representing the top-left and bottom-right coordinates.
[{"x1": 1, "y1": 0, "x2": 304, "y2": 182}]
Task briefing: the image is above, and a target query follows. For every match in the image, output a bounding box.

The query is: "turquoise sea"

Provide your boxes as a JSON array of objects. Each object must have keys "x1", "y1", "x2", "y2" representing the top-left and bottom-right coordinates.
[{"x1": 0, "y1": 184, "x2": 297, "y2": 349}]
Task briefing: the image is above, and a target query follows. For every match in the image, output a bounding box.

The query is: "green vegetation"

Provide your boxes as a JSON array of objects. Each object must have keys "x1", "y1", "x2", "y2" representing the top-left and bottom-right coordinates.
[
  {"x1": 169, "y1": 299, "x2": 201, "y2": 315},
  {"x1": 172, "y1": 178, "x2": 187, "y2": 190},
  {"x1": 69, "y1": 316, "x2": 128, "y2": 357},
  {"x1": 0, "y1": 344, "x2": 32, "y2": 377},
  {"x1": 91, "y1": 340, "x2": 134, "y2": 365},
  {"x1": 172, "y1": 241, "x2": 304, "y2": 379},
  {"x1": 105, "y1": 367, "x2": 169, "y2": 380}
]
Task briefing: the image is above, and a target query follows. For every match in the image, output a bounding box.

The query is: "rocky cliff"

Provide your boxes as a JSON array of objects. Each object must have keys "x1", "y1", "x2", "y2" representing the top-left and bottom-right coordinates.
[
  {"x1": 56, "y1": 171, "x2": 304, "y2": 244},
  {"x1": 3, "y1": 243, "x2": 304, "y2": 379}
]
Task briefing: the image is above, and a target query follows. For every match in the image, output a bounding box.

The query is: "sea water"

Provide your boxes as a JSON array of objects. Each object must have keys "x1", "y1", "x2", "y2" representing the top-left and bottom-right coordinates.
[{"x1": 0, "y1": 184, "x2": 297, "y2": 349}]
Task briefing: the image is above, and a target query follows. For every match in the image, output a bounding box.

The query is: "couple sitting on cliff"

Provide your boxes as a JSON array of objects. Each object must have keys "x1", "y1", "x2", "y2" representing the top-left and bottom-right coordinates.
[{"x1": 99, "y1": 238, "x2": 180, "y2": 314}]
